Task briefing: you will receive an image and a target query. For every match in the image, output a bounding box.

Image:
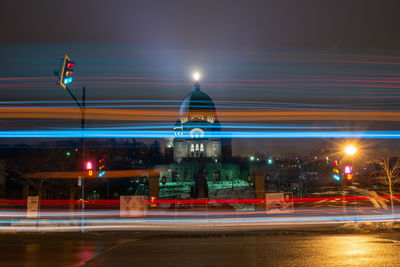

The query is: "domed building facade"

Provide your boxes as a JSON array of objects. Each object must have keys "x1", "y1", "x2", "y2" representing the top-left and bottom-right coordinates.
[{"x1": 172, "y1": 81, "x2": 231, "y2": 162}]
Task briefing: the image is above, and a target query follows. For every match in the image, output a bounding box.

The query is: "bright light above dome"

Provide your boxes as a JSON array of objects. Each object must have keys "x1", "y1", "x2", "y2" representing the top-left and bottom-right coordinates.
[{"x1": 193, "y1": 72, "x2": 200, "y2": 81}]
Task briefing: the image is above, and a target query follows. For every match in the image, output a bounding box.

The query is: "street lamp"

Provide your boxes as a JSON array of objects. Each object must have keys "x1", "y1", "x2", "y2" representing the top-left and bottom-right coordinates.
[
  {"x1": 344, "y1": 145, "x2": 357, "y2": 156},
  {"x1": 343, "y1": 144, "x2": 358, "y2": 216}
]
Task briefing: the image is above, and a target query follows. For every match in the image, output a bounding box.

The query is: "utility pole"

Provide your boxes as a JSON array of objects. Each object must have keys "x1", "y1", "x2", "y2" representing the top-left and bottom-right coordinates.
[
  {"x1": 80, "y1": 87, "x2": 86, "y2": 233},
  {"x1": 55, "y1": 54, "x2": 86, "y2": 232}
]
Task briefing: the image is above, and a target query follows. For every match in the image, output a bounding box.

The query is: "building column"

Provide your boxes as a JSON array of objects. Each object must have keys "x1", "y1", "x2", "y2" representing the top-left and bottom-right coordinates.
[
  {"x1": 149, "y1": 175, "x2": 159, "y2": 209},
  {"x1": 253, "y1": 170, "x2": 265, "y2": 210}
]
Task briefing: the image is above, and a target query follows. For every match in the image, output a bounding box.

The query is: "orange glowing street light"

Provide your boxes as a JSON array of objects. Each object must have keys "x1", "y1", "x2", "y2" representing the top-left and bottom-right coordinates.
[{"x1": 344, "y1": 145, "x2": 357, "y2": 156}]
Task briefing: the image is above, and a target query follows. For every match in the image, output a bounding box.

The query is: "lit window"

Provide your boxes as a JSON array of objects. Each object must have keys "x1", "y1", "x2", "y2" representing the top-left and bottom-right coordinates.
[
  {"x1": 195, "y1": 144, "x2": 199, "y2": 151},
  {"x1": 200, "y1": 143, "x2": 204, "y2": 152},
  {"x1": 190, "y1": 144, "x2": 194, "y2": 152}
]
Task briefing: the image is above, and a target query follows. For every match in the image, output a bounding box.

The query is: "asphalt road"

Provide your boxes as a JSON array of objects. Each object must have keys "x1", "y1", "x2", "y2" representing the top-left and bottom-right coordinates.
[{"x1": 1, "y1": 230, "x2": 400, "y2": 266}]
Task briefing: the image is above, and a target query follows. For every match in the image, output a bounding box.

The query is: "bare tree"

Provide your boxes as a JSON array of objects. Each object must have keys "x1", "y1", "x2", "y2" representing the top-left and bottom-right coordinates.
[
  {"x1": 370, "y1": 157, "x2": 400, "y2": 214},
  {"x1": 8, "y1": 148, "x2": 70, "y2": 199}
]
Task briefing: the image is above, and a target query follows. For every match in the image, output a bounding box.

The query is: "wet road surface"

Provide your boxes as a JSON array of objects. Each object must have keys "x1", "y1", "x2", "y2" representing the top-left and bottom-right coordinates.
[{"x1": 1, "y1": 231, "x2": 400, "y2": 266}]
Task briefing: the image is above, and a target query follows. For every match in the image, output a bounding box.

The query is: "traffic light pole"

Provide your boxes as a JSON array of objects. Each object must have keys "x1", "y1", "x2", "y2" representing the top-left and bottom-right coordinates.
[
  {"x1": 56, "y1": 54, "x2": 86, "y2": 230},
  {"x1": 80, "y1": 87, "x2": 86, "y2": 233},
  {"x1": 342, "y1": 176, "x2": 347, "y2": 215},
  {"x1": 65, "y1": 86, "x2": 86, "y2": 233}
]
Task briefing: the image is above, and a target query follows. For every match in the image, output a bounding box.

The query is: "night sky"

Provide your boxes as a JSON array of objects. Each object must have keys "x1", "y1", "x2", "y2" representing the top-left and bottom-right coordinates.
[
  {"x1": 2, "y1": 0, "x2": 400, "y2": 49},
  {"x1": 1, "y1": 0, "x2": 400, "y2": 155}
]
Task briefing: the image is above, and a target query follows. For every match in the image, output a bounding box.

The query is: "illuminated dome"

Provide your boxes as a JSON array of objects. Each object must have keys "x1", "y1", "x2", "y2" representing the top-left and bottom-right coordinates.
[
  {"x1": 172, "y1": 79, "x2": 231, "y2": 162},
  {"x1": 178, "y1": 82, "x2": 218, "y2": 123}
]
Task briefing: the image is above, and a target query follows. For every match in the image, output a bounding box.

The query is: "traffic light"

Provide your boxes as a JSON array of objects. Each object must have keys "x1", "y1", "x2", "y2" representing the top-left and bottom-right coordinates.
[
  {"x1": 85, "y1": 161, "x2": 93, "y2": 177},
  {"x1": 59, "y1": 54, "x2": 75, "y2": 89},
  {"x1": 333, "y1": 174, "x2": 341, "y2": 181},
  {"x1": 332, "y1": 160, "x2": 341, "y2": 181},
  {"x1": 98, "y1": 158, "x2": 106, "y2": 178},
  {"x1": 344, "y1": 165, "x2": 353, "y2": 181},
  {"x1": 150, "y1": 196, "x2": 157, "y2": 207}
]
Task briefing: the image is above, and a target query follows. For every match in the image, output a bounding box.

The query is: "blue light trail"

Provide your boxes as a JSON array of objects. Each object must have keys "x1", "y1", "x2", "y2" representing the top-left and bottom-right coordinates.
[{"x1": 1, "y1": 130, "x2": 400, "y2": 139}]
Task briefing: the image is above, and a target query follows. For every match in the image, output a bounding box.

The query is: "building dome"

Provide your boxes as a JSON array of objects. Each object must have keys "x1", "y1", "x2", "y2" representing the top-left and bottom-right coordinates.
[
  {"x1": 178, "y1": 82, "x2": 218, "y2": 124},
  {"x1": 172, "y1": 80, "x2": 230, "y2": 162}
]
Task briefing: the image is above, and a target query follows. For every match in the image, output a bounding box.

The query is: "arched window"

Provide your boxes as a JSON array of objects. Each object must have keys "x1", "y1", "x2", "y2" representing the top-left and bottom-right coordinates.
[
  {"x1": 190, "y1": 144, "x2": 194, "y2": 152},
  {"x1": 195, "y1": 143, "x2": 199, "y2": 151},
  {"x1": 200, "y1": 143, "x2": 204, "y2": 152}
]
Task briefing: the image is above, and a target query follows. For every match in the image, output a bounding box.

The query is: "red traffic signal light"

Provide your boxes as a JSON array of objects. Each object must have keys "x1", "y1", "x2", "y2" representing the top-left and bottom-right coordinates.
[
  {"x1": 59, "y1": 54, "x2": 75, "y2": 89},
  {"x1": 85, "y1": 161, "x2": 94, "y2": 177},
  {"x1": 85, "y1": 161, "x2": 93, "y2": 170},
  {"x1": 98, "y1": 158, "x2": 106, "y2": 178},
  {"x1": 67, "y1": 62, "x2": 75, "y2": 69}
]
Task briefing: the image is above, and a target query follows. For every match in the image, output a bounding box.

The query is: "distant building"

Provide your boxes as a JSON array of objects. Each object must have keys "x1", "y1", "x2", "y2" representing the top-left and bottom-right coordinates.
[
  {"x1": 172, "y1": 81, "x2": 231, "y2": 162},
  {"x1": 155, "y1": 80, "x2": 243, "y2": 198}
]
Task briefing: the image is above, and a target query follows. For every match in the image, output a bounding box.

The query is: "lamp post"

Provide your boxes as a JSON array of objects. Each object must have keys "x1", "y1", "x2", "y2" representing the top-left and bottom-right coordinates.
[{"x1": 344, "y1": 145, "x2": 357, "y2": 216}]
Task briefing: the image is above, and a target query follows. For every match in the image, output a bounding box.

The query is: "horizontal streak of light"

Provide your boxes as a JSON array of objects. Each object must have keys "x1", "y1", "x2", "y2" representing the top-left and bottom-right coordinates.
[
  {"x1": 2, "y1": 108, "x2": 400, "y2": 121},
  {"x1": 0, "y1": 130, "x2": 400, "y2": 139},
  {"x1": 0, "y1": 99, "x2": 400, "y2": 108},
  {"x1": 1, "y1": 195, "x2": 396, "y2": 205},
  {"x1": 85, "y1": 125, "x2": 350, "y2": 130},
  {"x1": 5, "y1": 81, "x2": 400, "y2": 89},
  {"x1": 0, "y1": 105, "x2": 361, "y2": 111},
  {"x1": 1, "y1": 76, "x2": 400, "y2": 83},
  {"x1": 257, "y1": 58, "x2": 400, "y2": 65},
  {"x1": 0, "y1": 100, "x2": 397, "y2": 109},
  {"x1": 4, "y1": 76, "x2": 400, "y2": 83},
  {"x1": 1, "y1": 130, "x2": 400, "y2": 138},
  {"x1": 0, "y1": 207, "x2": 385, "y2": 218},
  {"x1": 3, "y1": 104, "x2": 400, "y2": 111},
  {"x1": 0, "y1": 214, "x2": 397, "y2": 232}
]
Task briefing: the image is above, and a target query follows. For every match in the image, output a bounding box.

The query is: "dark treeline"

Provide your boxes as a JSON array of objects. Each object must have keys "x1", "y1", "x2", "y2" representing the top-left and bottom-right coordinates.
[{"x1": 0, "y1": 139, "x2": 169, "y2": 199}]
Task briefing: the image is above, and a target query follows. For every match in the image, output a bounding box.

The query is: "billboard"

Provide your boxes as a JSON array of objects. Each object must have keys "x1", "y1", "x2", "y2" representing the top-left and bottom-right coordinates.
[
  {"x1": 120, "y1": 195, "x2": 148, "y2": 217},
  {"x1": 265, "y1": 192, "x2": 294, "y2": 214},
  {"x1": 27, "y1": 196, "x2": 39, "y2": 218}
]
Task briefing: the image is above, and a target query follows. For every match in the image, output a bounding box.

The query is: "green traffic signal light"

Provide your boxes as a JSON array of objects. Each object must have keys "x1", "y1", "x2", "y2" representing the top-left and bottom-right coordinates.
[{"x1": 59, "y1": 54, "x2": 75, "y2": 89}]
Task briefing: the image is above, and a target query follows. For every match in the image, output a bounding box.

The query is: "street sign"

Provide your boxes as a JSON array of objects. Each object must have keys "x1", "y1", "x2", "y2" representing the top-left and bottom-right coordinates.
[
  {"x1": 27, "y1": 196, "x2": 39, "y2": 218},
  {"x1": 265, "y1": 192, "x2": 294, "y2": 214},
  {"x1": 120, "y1": 195, "x2": 148, "y2": 217}
]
